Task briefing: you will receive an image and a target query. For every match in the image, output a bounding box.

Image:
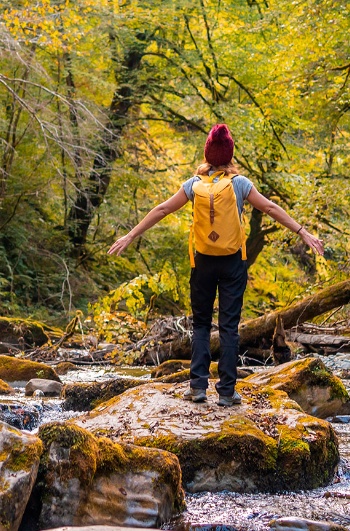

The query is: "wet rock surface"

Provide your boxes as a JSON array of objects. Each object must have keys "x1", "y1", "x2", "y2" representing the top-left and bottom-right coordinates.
[
  {"x1": 269, "y1": 516, "x2": 348, "y2": 531},
  {"x1": 25, "y1": 377, "x2": 63, "y2": 397},
  {"x1": 72, "y1": 377, "x2": 339, "y2": 493},
  {"x1": 0, "y1": 401, "x2": 41, "y2": 430},
  {"x1": 20, "y1": 422, "x2": 184, "y2": 530},
  {"x1": 0, "y1": 354, "x2": 61, "y2": 385},
  {"x1": 245, "y1": 357, "x2": 349, "y2": 419},
  {"x1": 0, "y1": 420, "x2": 43, "y2": 531}
]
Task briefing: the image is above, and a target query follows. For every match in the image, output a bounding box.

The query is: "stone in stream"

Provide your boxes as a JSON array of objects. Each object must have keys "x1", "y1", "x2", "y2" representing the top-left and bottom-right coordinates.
[
  {"x1": 71, "y1": 375, "x2": 340, "y2": 494},
  {"x1": 25, "y1": 377, "x2": 63, "y2": 397},
  {"x1": 43, "y1": 527, "x2": 161, "y2": 531},
  {"x1": 245, "y1": 357, "x2": 349, "y2": 419},
  {"x1": 0, "y1": 420, "x2": 43, "y2": 531},
  {"x1": 0, "y1": 377, "x2": 15, "y2": 395},
  {"x1": 0, "y1": 354, "x2": 61, "y2": 386},
  {"x1": 0, "y1": 401, "x2": 42, "y2": 430},
  {"x1": 20, "y1": 422, "x2": 185, "y2": 530},
  {"x1": 269, "y1": 516, "x2": 348, "y2": 531}
]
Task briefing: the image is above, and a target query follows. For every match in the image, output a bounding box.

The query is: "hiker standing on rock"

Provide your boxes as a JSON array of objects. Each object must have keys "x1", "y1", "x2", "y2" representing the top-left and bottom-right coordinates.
[{"x1": 108, "y1": 124, "x2": 324, "y2": 407}]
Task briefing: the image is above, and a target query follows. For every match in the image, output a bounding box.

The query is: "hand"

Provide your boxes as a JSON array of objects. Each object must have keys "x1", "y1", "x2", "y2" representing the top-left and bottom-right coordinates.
[
  {"x1": 299, "y1": 228, "x2": 324, "y2": 256},
  {"x1": 107, "y1": 233, "x2": 134, "y2": 256}
]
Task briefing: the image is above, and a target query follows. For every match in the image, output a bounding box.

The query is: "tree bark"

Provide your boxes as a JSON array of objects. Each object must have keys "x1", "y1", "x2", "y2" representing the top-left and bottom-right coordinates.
[{"x1": 67, "y1": 33, "x2": 148, "y2": 254}]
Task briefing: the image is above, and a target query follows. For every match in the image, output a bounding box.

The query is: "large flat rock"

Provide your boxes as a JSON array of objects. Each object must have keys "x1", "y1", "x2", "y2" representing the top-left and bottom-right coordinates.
[{"x1": 71, "y1": 379, "x2": 339, "y2": 493}]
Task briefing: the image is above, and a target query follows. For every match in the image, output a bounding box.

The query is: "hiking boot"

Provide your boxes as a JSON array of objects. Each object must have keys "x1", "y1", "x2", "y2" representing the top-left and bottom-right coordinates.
[
  {"x1": 183, "y1": 387, "x2": 207, "y2": 403},
  {"x1": 217, "y1": 390, "x2": 242, "y2": 406}
]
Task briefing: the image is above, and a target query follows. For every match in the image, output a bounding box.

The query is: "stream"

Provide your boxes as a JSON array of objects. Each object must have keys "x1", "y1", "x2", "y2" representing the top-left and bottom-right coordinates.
[{"x1": 3, "y1": 354, "x2": 350, "y2": 531}]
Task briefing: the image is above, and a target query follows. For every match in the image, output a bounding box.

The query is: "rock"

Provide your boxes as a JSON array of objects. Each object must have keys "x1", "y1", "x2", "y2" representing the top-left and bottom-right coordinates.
[
  {"x1": 245, "y1": 357, "x2": 349, "y2": 419},
  {"x1": 72, "y1": 380, "x2": 339, "y2": 493},
  {"x1": 43, "y1": 527, "x2": 160, "y2": 531},
  {"x1": 151, "y1": 359, "x2": 191, "y2": 377},
  {"x1": 54, "y1": 361, "x2": 79, "y2": 375},
  {"x1": 330, "y1": 415, "x2": 350, "y2": 423},
  {"x1": 25, "y1": 378, "x2": 63, "y2": 397},
  {"x1": 20, "y1": 422, "x2": 184, "y2": 530},
  {"x1": 0, "y1": 401, "x2": 41, "y2": 430},
  {"x1": 0, "y1": 317, "x2": 51, "y2": 348},
  {"x1": 0, "y1": 355, "x2": 61, "y2": 386},
  {"x1": 269, "y1": 516, "x2": 348, "y2": 531},
  {"x1": 62, "y1": 377, "x2": 144, "y2": 411},
  {"x1": 0, "y1": 420, "x2": 43, "y2": 531},
  {"x1": 0, "y1": 377, "x2": 15, "y2": 395}
]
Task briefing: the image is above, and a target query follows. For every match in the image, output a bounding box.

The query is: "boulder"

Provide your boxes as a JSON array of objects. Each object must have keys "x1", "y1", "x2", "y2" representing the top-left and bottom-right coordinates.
[
  {"x1": 62, "y1": 377, "x2": 144, "y2": 411},
  {"x1": 269, "y1": 516, "x2": 348, "y2": 531},
  {"x1": 245, "y1": 357, "x2": 349, "y2": 419},
  {"x1": 0, "y1": 317, "x2": 51, "y2": 349},
  {"x1": 21, "y1": 422, "x2": 184, "y2": 530},
  {"x1": 72, "y1": 380, "x2": 339, "y2": 493},
  {"x1": 44, "y1": 527, "x2": 159, "y2": 531},
  {"x1": 25, "y1": 378, "x2": 63, "y2": 397},
  {"x1": 0, "y1": 378, "x2": 15, "y2": 395},
  {"x1": 0, "y1": 355, "x2": 61, "y2": 386},
  {"x1": 54, "y1": 361, "x2": 79, "y2": 375},
  {"x1": 0, "y1": 420, "x2": 43, "y2": 531}
]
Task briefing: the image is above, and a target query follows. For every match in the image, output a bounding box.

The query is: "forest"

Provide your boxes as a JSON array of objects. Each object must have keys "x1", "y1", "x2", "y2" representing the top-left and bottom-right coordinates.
[{"x1": 0, "y1": 0, "x2": 349, "y2": 329}]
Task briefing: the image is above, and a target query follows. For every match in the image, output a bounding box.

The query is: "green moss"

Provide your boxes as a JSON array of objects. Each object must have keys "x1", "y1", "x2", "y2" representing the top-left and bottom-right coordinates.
[
  {"x1": 39, "y1": 422, "x2": 98, "y2": 485},
  {"x1": 0, "y1": 355, "x2": 61, "y2": 383},
  {"x1": 62, "y1": 378, "x2": 143, "y2": 411},
  {"x1": 38, "y1": 422, "x2": 185, "y2": 514},
  {"x1": 133, "y1": 415, "x2": 278, "y2": 487},
  {"x1": 0, "y1": 379, "x2": 14, "y2": 395},
  {"x1": 5, "y1": 437, "x2": 43, "y2": 472},
  {"x1": 246, "y1": 358, "x2": 349, "y2": 404}
]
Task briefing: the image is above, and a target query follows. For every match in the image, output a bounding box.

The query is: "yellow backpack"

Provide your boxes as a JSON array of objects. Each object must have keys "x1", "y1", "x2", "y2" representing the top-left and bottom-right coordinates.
[{"x1": 189, "y1": 171, "x2": 247, "y2": 267}]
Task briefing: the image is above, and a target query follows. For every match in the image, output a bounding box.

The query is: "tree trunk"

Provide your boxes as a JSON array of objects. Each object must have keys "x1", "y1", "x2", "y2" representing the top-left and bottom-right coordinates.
[{"x1": 67, "y1": 33, "x2": 148, "y2": 254}]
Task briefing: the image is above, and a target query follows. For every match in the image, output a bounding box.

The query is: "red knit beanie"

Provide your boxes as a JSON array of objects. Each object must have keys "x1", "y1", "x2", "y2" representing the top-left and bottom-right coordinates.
[{"x1": 204, "y1": 124, "x2": 234, "y2": 166}]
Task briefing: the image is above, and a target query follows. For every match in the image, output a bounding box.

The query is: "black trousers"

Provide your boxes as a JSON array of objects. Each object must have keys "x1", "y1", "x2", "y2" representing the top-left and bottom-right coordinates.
[{"x1": 190, "y1": 251, "x2": 247, "y2": 396}]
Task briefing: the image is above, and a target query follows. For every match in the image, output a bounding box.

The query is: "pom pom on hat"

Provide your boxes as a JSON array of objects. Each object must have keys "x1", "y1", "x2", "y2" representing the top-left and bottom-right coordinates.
[{"x1": 204, "y1": 124, "x2": 234, "y2": 166}]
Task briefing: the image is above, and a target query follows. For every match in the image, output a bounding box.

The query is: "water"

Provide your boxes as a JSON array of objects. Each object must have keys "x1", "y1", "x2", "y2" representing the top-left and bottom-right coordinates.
[
  {"x1": 165, "y1": 424, "x2": 350, "y2": 531},
  {"x1": 3, "y1": 361, "x2": 350, "y2": 529}
]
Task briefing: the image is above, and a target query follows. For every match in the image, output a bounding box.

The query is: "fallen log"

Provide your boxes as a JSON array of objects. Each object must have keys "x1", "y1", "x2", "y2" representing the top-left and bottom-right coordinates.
[
  {"x1": 237, "y1": 279, "x2": 350, "y2": 348},
  {"x1": 287, "y1": 332, "x2": 350, "y2": 349},
  {"x1": 134, "y1": 280, "x2": 350, "y2": 365}
]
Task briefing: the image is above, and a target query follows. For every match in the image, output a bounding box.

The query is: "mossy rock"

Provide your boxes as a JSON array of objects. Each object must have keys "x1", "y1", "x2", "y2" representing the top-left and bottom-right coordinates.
[
  {"x1": 245, "y1": 357, "x2": 349, "y2": 419},
  {"x1": 0, "y1": 317, "x2": 53, "y2": 348},
  {"x1": 0, "y1": 355, "x2": 61, "y2": 384},
  {"x1": 0, "y1": 378, "x2": 15, "y2": 395},
  {"x1": 54, "y1": 361, "x2": 79, "y2": 375},
  {"x1": 25, "y1": 422, "x2": 185, "y2": 529},
  {"x1": 0, "y1": 420, "x2": 43, "y2": 531},
  {"x1": 72, "y1": 380, "x2": 339, "y2": 493},
  {"x1": 62, "y1": 377, "x2": 145, "y2": 411}
]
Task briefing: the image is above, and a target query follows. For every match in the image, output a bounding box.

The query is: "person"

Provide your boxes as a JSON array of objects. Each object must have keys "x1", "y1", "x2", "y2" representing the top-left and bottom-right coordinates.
[{"x1": 107, "y1": 124, "x2": 324, "y2": 407}]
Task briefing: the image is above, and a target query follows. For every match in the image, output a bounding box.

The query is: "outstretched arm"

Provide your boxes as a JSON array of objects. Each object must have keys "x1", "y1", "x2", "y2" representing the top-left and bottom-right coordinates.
[
  {"x1": 246, "y1": 186, "x2": 324, "y2": 256},
  {"x1": 107, "y1": 187, "x2": 189, "y2": 256}
]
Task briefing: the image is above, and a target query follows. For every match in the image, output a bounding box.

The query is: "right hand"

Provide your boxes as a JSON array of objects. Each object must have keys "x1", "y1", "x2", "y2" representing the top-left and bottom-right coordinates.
[{"x1": 107, "y1": 233, "x2": 134, "y2": 256}]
